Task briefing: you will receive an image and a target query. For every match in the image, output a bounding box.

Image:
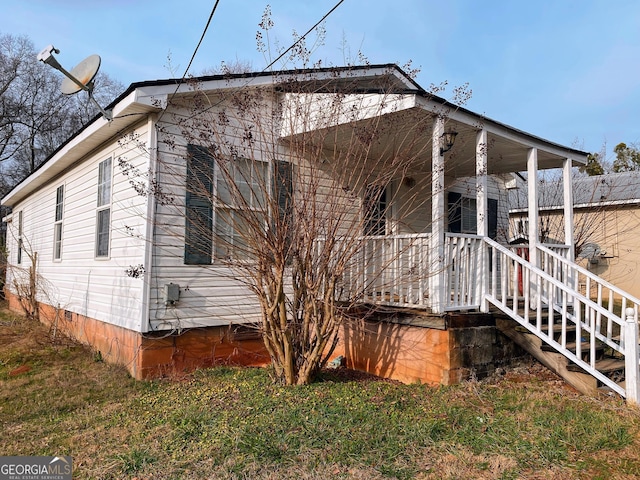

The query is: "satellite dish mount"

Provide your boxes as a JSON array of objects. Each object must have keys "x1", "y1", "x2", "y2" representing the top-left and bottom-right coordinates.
[{"x1": 37, "y1": 45, "x2": 112, "y2": 121}]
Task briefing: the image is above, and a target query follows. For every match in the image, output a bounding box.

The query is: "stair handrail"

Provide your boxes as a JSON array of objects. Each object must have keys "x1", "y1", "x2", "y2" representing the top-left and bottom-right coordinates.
[
  {"x1": 483, "y1": 237, "x2": 637, "y2": 399},
  {"x1": 537, "y1": 244, "x2": 640, "y2": 314},
  {"x1": 483, "y1": 238, "x2": 626, "y2": 327}
]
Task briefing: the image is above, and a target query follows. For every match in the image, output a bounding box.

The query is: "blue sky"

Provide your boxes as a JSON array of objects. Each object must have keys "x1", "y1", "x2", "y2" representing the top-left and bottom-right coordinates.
[{"x1": 4, "y1": 0, "x2": 640, "y2": 157}]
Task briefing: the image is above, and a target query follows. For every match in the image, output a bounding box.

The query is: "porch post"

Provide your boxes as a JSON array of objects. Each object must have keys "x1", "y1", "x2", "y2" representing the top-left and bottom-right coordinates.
[
  {"x1": 562, "y1": 158, "x2": 575, "y2": 262},
  {"x1": 527, "y1": 148, "x2": 539, "y2": 268},
  {"x1": 431, "y1": 116, "x2": 446, "y2": 314},
  {"x1": 476, "y1": 129, "x2": 489, "y2": 312}
]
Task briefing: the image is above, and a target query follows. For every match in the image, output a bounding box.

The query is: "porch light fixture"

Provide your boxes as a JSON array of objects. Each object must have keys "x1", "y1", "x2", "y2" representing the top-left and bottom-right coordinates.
[{"x1": 439, "y1": 130, "x2": 458, "y2": 155}]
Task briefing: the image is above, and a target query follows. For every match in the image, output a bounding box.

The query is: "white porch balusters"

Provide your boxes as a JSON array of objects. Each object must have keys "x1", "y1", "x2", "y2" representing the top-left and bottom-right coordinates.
[
  {"x1": 430, "y1": 116, "x2": 446, "y2": 314},
  {"x1": 476, "y1": 129, "x2": 489, "y2": 312}
]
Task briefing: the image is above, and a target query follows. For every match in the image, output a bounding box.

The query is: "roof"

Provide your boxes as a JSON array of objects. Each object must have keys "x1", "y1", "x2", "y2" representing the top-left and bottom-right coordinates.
[
  {"x1": 509, "y1": 171, "x2": 640, "y2": 212},
  {"x1": 2, "y1": 63, "x2": 589, "y2": 207}
]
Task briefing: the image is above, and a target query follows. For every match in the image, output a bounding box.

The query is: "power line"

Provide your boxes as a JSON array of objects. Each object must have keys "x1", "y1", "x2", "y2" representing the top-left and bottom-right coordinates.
[
  {"x1": 182, "y1": 0, "x2": 221, "y2": 79},
  {"x1": 264, "y1": 0, "x2": 345, "y2": 71},
  {"x1": 177, "y1": 0, "x2": 347, "y2": 123},
  {"x1": 157, "y1": 0, "x2": 221, "y2": 123}
]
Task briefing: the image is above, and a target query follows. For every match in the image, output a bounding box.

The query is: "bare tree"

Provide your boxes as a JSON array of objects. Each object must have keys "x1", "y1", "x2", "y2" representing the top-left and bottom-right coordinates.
[
  {"x1": 148, "y1": 69, "x2": 449, "y2": 385},
  {"x1": 0, "y1": 33, "x2": 124, "y2": 193}
]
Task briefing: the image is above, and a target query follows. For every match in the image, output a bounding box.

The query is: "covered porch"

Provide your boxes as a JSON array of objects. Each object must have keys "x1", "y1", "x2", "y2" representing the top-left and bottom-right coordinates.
[{"x1": 300, "y1": 85, "x2": 590, "y2": 314}]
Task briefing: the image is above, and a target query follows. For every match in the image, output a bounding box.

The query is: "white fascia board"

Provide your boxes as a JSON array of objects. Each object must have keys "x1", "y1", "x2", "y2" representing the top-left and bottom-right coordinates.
[
  {"x1": 1, "y1": 89, "x2": 161, "y2": 207},
  {"x1": 509, "y1": 198, "x2": 640, "y2": 214},
  {"x1": 481, "y1": 120, "x2": 587, "y2": 164},
  {"x1": 415, "y1": 96, "x2": 588, "y2": 164}
]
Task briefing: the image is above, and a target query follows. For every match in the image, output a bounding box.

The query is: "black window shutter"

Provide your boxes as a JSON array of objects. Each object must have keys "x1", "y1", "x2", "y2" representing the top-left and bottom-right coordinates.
[
  {"x1": 447, "y1": 191, "x2": 462, "y2": 233},
  {"x1": 185, "y1": 145, "x2": 213, "y2": 265},
  {"x1": 274, "y1": 161, "x2": 293, "y2": 225},
  {"x1": 488, "y1": 198, "x2": 498, "y2": 239}
]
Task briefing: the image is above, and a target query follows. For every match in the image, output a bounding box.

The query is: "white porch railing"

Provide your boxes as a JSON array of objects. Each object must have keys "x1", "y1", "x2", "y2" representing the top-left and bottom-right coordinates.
[
  {"x1": 444, "y1": 233, "x2": 484, "y2": 311},
  {"x1": 327, "y1": 232, "x2": 640, "y2": 401},
  {"x1": 330, "y1": 233, "x2": 432, "y2": 308},
  {"x1": 485, "y1": 237, "x2": 640, "y2": 401},
  {"x1": 333, "y1": 232, "x2": 486, "y2": 310}
]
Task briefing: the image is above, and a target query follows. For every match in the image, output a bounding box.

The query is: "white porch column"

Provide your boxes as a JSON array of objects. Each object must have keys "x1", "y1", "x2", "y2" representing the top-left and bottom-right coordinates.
[
  {"x1": 527, "y1": 148, "x2": 539, "y2": 268},
  {"x1": 430, "y1": 116, "x2": 446, "y2": 314},
  {"x1": 562, "y1": 158, "x2": 575, "y2": 262},
  {"x1": 476, "y1": 129, "x2": 489, "y2": 312},
  {"x1": 476, "y1": 129, "x2": 488, "y2": 237}
]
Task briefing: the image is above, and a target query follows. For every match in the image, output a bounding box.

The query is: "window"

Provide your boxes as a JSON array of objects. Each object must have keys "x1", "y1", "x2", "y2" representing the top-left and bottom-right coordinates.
[
  {"x1": 363, "y1": 185, "x2": 387, "y2": 236},
  {"x1": 460, "y1": 197, "x2": 477, "y2": 234},
  {"x1": 53, "y1": 185, "x2": 64, "y2": 260},
  {"x1": 448, "y1": 192, "x2": 498, "y2": 239},
  {"x1": 96, "y1": 158, "x2": 112, "y2": 258},
  {"x1": 17, "y1": 211, "x2": 23, "y2": 264},
  {"x1": 184, "y1": 145, "x2": 292, "y2": 264},
  {"x1": 215, "y1": 156, "x2": 268, "y2": 259}
]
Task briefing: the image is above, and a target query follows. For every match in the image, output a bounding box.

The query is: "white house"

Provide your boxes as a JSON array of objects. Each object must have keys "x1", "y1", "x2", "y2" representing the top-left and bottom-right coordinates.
[{"x1": 4, "y1": 64, "x2": 639, "y2": 399}]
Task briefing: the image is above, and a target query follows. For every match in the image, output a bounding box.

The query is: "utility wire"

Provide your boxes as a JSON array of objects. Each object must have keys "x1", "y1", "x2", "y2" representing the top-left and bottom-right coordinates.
[
  {"x1": 264, "y1": 0, "x2": 345, "y2": 72},
  {"x1": 157, "y1": 0, "x2": 220, "y2": 123},
  {"x1": 177, "y1": 0, "x2": 347, "y2": 123},
  {"x1": 182, "y1": 0, "x2": 221, "y2": 79}
]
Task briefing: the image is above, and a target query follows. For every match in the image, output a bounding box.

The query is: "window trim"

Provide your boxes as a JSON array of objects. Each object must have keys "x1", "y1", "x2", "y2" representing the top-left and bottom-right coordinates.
[
  {"x1": 17, "y1": 210, "x2": 23, "y2": 265},
  {"x1": 53, "y1": 185, "x2": 64, "y2": 261},
  {"x1": 184, "y1": 144, "x2": 293, "y2": 264},
  {"x1": 95, "y1": 158, "x2": 112, "y2": 259}
]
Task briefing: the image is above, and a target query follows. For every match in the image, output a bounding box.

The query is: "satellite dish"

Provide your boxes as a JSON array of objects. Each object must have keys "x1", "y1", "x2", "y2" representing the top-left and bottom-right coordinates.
[
  {"x1": 60, "y1": 54, "x2": 101, "y2": 95},
  {"x1": 37, "y1": 45, "x2": 112, "y2": 121}
]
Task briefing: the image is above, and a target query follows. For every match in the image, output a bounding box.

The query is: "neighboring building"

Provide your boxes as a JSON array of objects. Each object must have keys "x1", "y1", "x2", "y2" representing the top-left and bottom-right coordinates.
[
  {"x1": 509, "y1": 171, "x2": 640, "y2": 299},
  {"x1": 10, "y1": 64, "x2": 639, "y2": 399}
]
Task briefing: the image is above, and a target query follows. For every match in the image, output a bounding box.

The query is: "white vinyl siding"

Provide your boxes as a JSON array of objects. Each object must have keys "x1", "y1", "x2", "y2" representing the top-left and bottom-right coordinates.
[{"x1": 3, "y1": 123, "x2": 151, "y2": 332}]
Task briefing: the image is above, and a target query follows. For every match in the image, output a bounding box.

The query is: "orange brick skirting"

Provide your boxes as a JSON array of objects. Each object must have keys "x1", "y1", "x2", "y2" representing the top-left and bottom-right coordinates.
[
  {"x1": 332, "y1": 319, "x2": 457, "y2": 385},
  {"x1": 5, "y1": 292, "x2": 514, "y2": 384},
  {"x1": 5, "y1": 291, "x2": 270, "y2": 379},
  {"x1": 332, "y1": 315, "x2": 512, "y2": 385}
]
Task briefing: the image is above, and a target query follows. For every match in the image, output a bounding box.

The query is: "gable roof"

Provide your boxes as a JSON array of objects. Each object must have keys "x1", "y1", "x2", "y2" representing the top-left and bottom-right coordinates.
[
  {"x1": 2, "y1": 63, "x2": 589, "y2": 207},
  {"x1": 509, "y1": 171, "x2": 640, "y2": 212}
]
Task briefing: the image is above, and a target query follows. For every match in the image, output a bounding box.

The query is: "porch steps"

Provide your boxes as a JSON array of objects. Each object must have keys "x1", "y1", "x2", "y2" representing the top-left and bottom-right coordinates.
[
  {"x1": 495, "y1": 317, "x2": 596, "y2": 394},
  {"x1": 567, "y1": 357, "x2": 625, "y2": 374},
  {"x1": 494, "y1": 311, "x2": 626, "y2": 396}
]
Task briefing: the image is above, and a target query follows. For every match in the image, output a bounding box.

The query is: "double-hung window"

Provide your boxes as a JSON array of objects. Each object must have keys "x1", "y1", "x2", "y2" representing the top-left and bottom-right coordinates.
[
  {"x1": 215, "y1": 156, "x2": 268, "y2": 259},
  {"x1": 447, "y1": 191, "x2": 498, "y2": 239},
  {"x1": 96, "y1": 158, "x2": 112, "y2": 258},
  {"x1": 53, "y1": 185, "x2": 64, "y2": 260},
  {"x1": 184, "y1": 144, "x2": 291, "y2": 264},
  {"x1": 17, "y1": 211, "x2": 23, "y2": 264}
]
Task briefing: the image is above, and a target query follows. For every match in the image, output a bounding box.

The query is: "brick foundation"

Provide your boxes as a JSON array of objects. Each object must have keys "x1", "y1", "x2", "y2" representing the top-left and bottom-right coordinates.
[
  {"x1": 332, "y1": 314, "x2": 522, "y2": 385},
  {"x1": 5, "y1": 291, "x2": 520, "y2": 384},
  {"x1": 4, "y1": 291, "x2": 270, "y2": 379}
]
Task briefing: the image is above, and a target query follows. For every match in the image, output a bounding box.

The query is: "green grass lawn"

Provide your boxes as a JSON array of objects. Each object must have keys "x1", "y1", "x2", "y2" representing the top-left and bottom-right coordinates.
[{"x1": 2, "y1": 303, "x2": 640, "y2": 479}]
